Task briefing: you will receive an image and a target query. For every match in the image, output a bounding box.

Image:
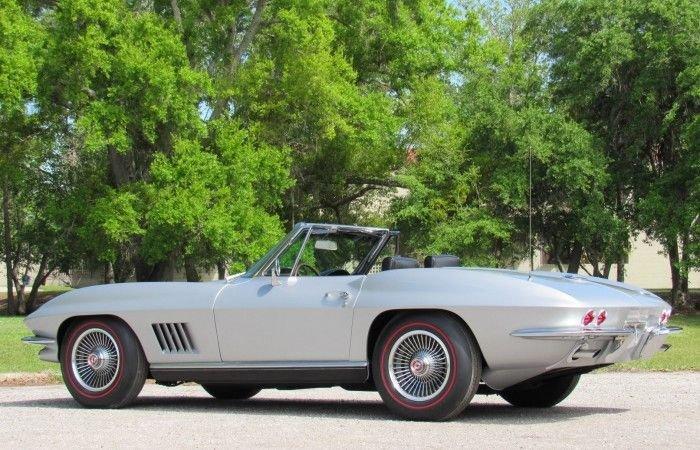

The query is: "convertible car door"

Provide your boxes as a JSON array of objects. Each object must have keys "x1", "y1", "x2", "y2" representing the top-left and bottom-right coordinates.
[{"x1": 214, "y1": 274, "x2": 365, "y2": 362}]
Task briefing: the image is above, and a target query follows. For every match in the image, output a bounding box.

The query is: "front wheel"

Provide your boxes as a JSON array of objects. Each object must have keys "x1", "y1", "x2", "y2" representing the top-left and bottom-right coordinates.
[
  {"x1": 372, "y1": 313, "x2": 482, "y2": 421},
  {"x1": 60, "y1": 318, "x2": 147, "y2": 408},
  {"x1": 499, "y1": 374, "x2": 580, "y2": 408},
  {"x1": 202, "y1": 384, "x2": 261, "y2": 400}
]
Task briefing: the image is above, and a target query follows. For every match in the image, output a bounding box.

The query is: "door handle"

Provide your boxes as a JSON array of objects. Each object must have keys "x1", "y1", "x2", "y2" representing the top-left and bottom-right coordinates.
[{"x1": 325, "y1": 290, "x2": 352, "y2": 306}]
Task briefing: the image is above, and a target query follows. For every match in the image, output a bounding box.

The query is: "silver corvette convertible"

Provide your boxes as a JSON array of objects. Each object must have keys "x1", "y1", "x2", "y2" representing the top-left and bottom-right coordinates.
[{"x1": 23, "y1": 222, "x2": 680, "y2": 420}]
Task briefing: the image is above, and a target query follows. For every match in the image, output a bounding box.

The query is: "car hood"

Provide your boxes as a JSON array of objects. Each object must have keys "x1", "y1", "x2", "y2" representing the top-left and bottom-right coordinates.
[{"x1": 26, "y1": 280, "x2": 229, "y2": 321}]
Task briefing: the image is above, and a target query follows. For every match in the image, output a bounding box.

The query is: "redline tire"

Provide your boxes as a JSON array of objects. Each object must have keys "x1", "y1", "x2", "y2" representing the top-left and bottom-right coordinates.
[
  {"x1": 60, "y1": 318, "x2": 147, "y2": 408},
  {"x1": 372, "y1": 313, "x2": 482, "y2": 421},
  {"x1": 201, "y1": 384, "x2": 262, "y2": 400},
  {"x1": 500, "y1": 375, "x2": 580, "y2": 408}
]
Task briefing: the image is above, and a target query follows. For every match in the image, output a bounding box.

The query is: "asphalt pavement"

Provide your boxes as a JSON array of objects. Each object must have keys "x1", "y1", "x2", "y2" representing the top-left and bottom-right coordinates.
[{"x1": 0, "y1": 372, "x2": 697, "y2": 448}]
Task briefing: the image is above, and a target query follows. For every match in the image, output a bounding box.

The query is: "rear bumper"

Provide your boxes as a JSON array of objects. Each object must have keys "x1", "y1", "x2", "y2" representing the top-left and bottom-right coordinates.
[{"x1": 510, "y1": 325, "x2": 682, "y2": 369}]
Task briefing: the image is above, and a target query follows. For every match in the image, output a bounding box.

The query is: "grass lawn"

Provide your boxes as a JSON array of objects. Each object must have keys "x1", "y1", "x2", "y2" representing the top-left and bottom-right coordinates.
[
  {"x1": 0, "y1": 313, "x2": 697, "y2": 377},
  {"x1": 0, "y1": 316, "x2": 61, "y2": 377}
]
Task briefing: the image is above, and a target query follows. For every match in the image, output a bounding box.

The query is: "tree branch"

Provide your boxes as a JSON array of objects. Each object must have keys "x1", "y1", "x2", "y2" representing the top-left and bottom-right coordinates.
[
  {"x1": 346, "y1": 176, "x2": 405, "y2": 189},
  {"x1": 211, "y1": 0, "x2": 268, "y2": 119},
  {"x1": 329, "y1": 185, "x2": 377, "y2": 208},
  {"x1": 171, "y1": 0, "x2": 183, "y2": 30},
  {"x1": 228, "y1": 0, "x2": 268, "y2": 77},
  {"x1": 579, "y1": 264, "x2": 593, "y2": 276},
  {"x1": 554, "y1": 255, "x2": 564, "y2": 273},
  {"x1": 226, "y1": 14, "x2": 238, "y2": 62},
  {"x1": 308, "y1": 185, "x2": 379, "y2": 213}
]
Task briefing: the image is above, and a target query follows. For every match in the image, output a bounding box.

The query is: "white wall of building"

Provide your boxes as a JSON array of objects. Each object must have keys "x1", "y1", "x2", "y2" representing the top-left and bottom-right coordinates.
[{"x1": 516, "y1": 232, "x2": 699, "y2": 289}]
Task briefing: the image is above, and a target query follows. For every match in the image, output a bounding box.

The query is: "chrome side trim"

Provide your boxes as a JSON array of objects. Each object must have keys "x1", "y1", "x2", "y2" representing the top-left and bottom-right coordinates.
[
  {"x1": 511, "y1": 328, "x2": 635, "y2": 340},
  {"x1": 149, "y1": 360, "x2": 368, "y2": 370},
  {"x1": 511, "y1": 325, "x2": 682, "y2": 340},
  {"x1": 22, "y1": 336, "x2": 56, "y2": 346}
]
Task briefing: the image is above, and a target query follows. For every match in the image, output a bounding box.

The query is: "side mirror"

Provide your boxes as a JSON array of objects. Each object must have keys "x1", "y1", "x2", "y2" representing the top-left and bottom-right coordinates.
[{"x1": 271, "y1": 259, "x2": 282, "y2": 286}]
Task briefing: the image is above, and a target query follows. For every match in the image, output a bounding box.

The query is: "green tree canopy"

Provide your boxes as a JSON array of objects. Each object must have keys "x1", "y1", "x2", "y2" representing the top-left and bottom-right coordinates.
[
  {"x1": 0, "y1": 0, "x2": 45, "y2": 314},
  {"x1": 530, "y1": 0, "x2": 700, "y2": 305}
]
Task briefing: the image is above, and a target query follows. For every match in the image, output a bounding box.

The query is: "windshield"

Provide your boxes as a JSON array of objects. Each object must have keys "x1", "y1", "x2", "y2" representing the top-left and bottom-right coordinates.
[
  {"x1": 292, "y1": 230, "x2": 380, "y2": 276},
  {"x1": 243, "y1": 225, "x2": 388, "y2": 277},
  {"x1": 242, "y1": 226, "x2": 302, "y2": 277}
]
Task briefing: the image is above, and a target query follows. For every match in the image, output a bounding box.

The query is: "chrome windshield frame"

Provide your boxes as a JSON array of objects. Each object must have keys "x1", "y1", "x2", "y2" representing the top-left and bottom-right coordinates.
[{"x1": 242, "y1": 222, "x2": 395, "y2": 278}]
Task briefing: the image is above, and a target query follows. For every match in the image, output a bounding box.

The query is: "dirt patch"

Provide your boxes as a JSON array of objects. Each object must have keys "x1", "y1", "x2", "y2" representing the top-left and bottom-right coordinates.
[{"x1": 0, "y1": 372, "x2": 61, "y2": 387}]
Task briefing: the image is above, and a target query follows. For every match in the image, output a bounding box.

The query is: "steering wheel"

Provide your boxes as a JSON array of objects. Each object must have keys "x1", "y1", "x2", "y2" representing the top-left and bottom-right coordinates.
[
  {"x1": 319, "y1": 268, "x2": 350, "y2": 276},
  {"x1": 297, "y1": 263, "x2": 320, "y2": 276}
]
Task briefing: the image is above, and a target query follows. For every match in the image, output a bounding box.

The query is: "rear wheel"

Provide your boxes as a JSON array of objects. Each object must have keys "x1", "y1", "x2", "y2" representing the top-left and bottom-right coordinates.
[
  {"x1": 372, "y1": 313, "x2": 482, "y2": 421},
  {"x1": 202, "y1": 384, "x2": 261, "y2": 400},
  {"x1": 60, "y1": 318, "x2": 147, "y2": 408},
  {"x1": 500, "y1": 374, "x2": 580, "y2": 408}
]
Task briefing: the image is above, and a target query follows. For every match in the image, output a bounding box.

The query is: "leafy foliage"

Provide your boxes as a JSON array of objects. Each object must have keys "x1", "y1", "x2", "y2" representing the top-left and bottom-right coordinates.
[
  {"x1": 0, "y1": 0, "x2": 46, "y2": 314},
  {"x1": 0, "y1": 0, "x2": 697, "y2": 314},
  {"x1": 530, "y1": 0, "x2": 699, "y2": 304}
]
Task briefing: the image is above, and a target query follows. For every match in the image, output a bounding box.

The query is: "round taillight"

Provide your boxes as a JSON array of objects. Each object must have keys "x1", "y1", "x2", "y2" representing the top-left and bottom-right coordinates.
[
  {"x1": 660, "y1": 310, "x2": 670, "y2": 325},
  {"x1": 582, "y1": 309, "x2": 596, "y2": 326},
  {"x1": 596, "y1": 309, "x2": 607, "y2": 326}
]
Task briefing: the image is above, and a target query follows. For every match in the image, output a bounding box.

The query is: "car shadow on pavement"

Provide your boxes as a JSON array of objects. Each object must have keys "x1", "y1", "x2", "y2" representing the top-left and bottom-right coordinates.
[
  {"x1": 0, "y1": 395, "x2": 628, "y2": 423},
  {"x1": 458, "y1": 401, "x2": 628, "y2": 423}
]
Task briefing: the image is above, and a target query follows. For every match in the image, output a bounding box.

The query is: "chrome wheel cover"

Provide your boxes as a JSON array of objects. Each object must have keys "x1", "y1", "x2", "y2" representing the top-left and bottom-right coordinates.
[
  {"x1": 71, "y1": 328, "x2": 120, "y2": 392},
  {"x1": 388, "y1": 330, "x2": 450, "y2": 402}
]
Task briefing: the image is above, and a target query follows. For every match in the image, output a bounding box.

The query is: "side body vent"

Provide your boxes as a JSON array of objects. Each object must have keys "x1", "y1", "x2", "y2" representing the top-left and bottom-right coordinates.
[{"x1": 152, "y1": 323, "x2": 195, "y2": 353}]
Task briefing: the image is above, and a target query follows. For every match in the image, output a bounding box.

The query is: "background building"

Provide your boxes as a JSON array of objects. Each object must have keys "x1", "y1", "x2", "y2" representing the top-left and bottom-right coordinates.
[{"x1": 2, "y1": 230, "x2": 698, "y2": 291}]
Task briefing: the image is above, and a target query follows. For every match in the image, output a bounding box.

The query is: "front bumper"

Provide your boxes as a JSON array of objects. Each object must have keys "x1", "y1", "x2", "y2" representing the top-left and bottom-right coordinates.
[
  {"x1": 22, "y1": 336, "x2": 59, "y2": 362},
  {"x1": 511, "y1": 325, "x2": 682, "y2": 369},
  {"x1": 22, "y1": 336, "x2": 57, "y2": 346}
]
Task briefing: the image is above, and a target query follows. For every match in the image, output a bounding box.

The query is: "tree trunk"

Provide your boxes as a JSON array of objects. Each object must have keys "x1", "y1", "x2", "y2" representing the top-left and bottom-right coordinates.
[
  {"x1": 2, "y1": 181, "x2": 16, "y2": 315},
  {"x1": 615, "y1": 182, "x2": 626, "y2": 283},
  {"x1": 603, "y1": 261, "x2": 612, "y2": 279},
  {"x1": 667, "y1": 237, "x2": 684, "y2": 308},
  {"x1": 217, "y1": 260, "x2": 226, "y2": 280},
  {"x1": 678, "y1": 277, "x2": 689, "y2": 309},
  {"x1": 107, "y1": 147, "x2": 132, "y2": 188},
  {"x1": 554, "y1": 257, "x2": 564, "y2": 272},
  {"x1": 184, "y1": 257, "x2": 200, "y2": 282},
  {"x1": 616, "y1": 255, "x2": 625, "y2": 282},
  {"x1": 162, "y1": 253, "x2": 176, "y2": 281},
  {"x1": 678, "y1": 233, "x2": 690, "y2": 309},
  {"x1": 593, "y1": 261, "x2": 604, "y2": 278},
  {"x1": 104, "y1": 261, "x2": 115, "y2": 284},
  {"x1": 586, "y1": 250, "x2": 605, "y2": 278},
  {"x1": 135, "y1": 259, "x2": 171, "y2": 281},
  {"x1": 566, "y1": 241, "x2": 582, "y2": 273},
  {"x1": 26, "y1": 254, "x2": 48, "y2": 313},
  {"x1": 14, "y1": 274, "x2": 26, "y2": 315}
]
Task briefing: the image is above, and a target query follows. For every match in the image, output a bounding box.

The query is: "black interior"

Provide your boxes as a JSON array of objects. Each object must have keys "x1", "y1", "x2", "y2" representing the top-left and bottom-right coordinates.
[
  {"x1": 381, "y1": 254, "x2": 461, "y2": 271},
  {"x1": 381, "y1": 256, "x2": 420, "y2": 271},
  {"x1": 424, "y1": 254, "x2": 461, "y2": 268}
]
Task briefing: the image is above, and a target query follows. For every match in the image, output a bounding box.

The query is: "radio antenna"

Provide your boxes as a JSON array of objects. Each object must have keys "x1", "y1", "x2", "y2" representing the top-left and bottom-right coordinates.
[{"x1": 528, "y1": 146, "x2": 533, "y2": 277}]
